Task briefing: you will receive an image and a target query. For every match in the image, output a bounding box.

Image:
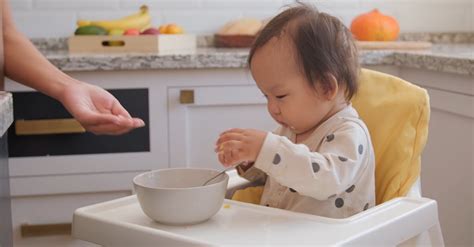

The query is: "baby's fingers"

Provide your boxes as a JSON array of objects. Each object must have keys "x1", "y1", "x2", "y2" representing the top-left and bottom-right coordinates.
[
  {"x1": 215, "y1": 133, "x2": 244, "y2": 150},
  {"x1": 217, "y1": 141, "x2": 236, "y2": 166},
  {"x1": 217, "y1": 151, "x2": 226, "y2": 166},
  {"x1": 220, "y1": 141, "x2": 243, "y2": 166},
  {"x1": 219, "y1": 128, "x2": 245, "y2": 136}
]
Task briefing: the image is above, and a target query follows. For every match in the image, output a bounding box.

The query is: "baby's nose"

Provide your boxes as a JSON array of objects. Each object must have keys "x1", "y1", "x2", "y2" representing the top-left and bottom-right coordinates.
[{"x1": 268, "y1": 101, "x2": 281, "y2": 115}]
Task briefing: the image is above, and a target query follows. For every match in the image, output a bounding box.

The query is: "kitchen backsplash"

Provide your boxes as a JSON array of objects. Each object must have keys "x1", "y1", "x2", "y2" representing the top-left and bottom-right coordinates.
[{"x1": 10, "y1": 0, "x2": 473, "y2": 38}]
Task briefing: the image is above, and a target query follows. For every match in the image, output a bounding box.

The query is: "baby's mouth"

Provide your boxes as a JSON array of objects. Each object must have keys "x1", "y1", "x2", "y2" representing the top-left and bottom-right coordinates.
[{"x1": 278, "y1": 121, "x2": 296, "y2": 130}]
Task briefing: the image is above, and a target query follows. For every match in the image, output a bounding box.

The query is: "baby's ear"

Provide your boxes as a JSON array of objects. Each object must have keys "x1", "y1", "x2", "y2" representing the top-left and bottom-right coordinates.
[
  {"x1": 311, "y1": 74, "x2": 339, "y2": 100},
  {"x1": 324, "y1": 74, "x2": 339, "y2": 100}
]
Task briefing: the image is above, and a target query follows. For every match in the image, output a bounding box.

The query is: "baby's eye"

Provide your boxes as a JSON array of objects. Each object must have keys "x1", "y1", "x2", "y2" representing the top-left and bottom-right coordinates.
[{"x1": 276, "y1": 94, "x2": 288, "y2": 99}]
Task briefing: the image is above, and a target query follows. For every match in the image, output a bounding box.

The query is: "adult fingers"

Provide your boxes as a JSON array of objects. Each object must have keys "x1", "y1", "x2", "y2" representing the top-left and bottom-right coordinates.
[
  {"x1": 110, "y1": 101, "x2": 145, "y2": 128},
  {"x1": 111, "y1": 100, "x2": 132, "y2": 118},
  {"x1": 85, "y1": 123, "x2": 133, "y2": 135},
  {"x1": 116, "y1": 116, "x2": 145, "y2": 128},
  {"x1": 78, "y1": 111, "x2": 121, "y2": 126}
]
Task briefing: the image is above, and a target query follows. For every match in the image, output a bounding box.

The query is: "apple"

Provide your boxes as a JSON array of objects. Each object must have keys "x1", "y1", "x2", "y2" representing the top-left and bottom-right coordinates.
[
  {"x1": 141, "y1": 28, "x2": 160, "y2": 35},
  {"x1": 124, "y1": 28, "x2": 140, "y2": 36}
]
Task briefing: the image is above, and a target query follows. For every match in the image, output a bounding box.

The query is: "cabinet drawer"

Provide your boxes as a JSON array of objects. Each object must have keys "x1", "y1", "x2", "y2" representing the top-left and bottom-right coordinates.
[
  {"x1": 11, "y1": 192, "x2": 131, "y2": 238},
  {"x1": 168, "y1": 85, "x2": 275, "y2": 169},
  {"x1": 8, "y1": 88, "x2": 149, "y2": 157}
]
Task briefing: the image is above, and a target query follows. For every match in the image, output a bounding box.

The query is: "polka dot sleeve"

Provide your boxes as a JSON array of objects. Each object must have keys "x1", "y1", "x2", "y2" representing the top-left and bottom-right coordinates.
[
  {"x1": 235, "y1": 127, "x2": 283, "y2": 183},
  {"x1": 253, "y1": 121, "x2": 370, "y2": 200}
]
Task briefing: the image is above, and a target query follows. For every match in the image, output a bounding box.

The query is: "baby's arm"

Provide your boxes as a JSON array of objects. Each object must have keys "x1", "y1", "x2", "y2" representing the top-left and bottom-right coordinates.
[
  {"x1": 253, "y1": 122, "x2": 370, "y2": 200},
  {"x1": 217, "y1": 127, "x2": 284, "y2": 184}
]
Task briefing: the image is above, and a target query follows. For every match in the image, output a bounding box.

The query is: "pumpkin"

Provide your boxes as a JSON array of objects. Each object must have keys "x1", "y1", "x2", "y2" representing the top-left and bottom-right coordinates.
[{"x1": 350, "y1": 9, "x2": 400, "y2": 41}]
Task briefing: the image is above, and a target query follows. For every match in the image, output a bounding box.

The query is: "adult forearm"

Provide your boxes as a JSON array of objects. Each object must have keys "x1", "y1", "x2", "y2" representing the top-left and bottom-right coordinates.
[{"x1": 3, "y1": 28, "x2": 77, "y2": 100}]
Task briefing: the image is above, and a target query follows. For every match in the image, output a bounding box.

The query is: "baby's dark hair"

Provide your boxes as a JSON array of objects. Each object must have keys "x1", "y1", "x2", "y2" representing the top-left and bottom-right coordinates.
[{"x1": 248, "y1": 3, "x2": 359, "y2": 101}]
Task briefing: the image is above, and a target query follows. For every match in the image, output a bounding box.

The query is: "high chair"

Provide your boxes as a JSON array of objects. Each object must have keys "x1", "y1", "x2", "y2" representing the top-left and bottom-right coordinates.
[
  {"x1": 72, "y1": 69, "x2": 444, "y2": 246},
  {"x1": 228, "y1": 68, "x2": 444, "y2": 246}
]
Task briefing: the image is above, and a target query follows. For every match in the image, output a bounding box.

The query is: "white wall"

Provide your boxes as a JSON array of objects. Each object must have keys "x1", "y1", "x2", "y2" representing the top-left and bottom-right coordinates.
[{"x1": 9, "y1": 0, "x2": 474, "y2": 38}]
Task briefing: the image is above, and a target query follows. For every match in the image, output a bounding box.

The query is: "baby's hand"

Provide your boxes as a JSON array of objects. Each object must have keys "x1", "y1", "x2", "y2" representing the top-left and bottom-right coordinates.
[{"x1": 215, "y1": 128, "x2": 267, "y2": 167}]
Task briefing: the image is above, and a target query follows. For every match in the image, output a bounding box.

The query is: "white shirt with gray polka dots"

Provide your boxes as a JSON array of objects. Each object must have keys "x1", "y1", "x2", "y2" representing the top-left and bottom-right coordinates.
[{"x1": 238, "y1": 105, "x2": 375, "y2": 218}]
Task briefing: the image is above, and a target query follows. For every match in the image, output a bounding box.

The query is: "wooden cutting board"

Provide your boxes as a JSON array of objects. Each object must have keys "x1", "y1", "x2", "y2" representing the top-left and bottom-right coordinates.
[{"x1": 356, "y1": 41, "x2": 432, "y2": 50}]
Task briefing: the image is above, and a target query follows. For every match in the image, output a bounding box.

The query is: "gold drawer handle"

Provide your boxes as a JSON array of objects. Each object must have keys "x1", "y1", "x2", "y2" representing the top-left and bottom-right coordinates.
[
  {"x1": 21, "y1": 223, "x2": 71, "y2": 238},
  {"x1": 15, "y1": 118, "x2": 86, "y2": 136},
  {"x1": 180, "y1": 89, "x2": 194, "y2": 104}
]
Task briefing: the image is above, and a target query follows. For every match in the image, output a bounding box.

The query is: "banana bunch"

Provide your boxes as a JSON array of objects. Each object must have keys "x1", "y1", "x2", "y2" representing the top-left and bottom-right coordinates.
[{"x1": 77, "y1": 5, "x2": 151, "y2": 32}]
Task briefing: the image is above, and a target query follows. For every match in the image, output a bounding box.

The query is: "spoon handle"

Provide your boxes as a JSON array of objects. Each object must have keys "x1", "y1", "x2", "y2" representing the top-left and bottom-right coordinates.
[{"x1": 202, "y1": 163, "x2": 244, "y2": 186}]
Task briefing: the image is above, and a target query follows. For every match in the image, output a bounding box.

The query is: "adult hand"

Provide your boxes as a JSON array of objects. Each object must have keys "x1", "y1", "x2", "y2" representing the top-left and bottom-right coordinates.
[
  {"x1": 215, "y1": 128, "x2": 267, "y2": 167},
  {"x1": 59, "y1": 81, "x2": 145, "y2": 135}
]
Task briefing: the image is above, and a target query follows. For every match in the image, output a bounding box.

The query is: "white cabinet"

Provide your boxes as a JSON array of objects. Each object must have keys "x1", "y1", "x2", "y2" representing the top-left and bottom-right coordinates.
[{"x1": 168, "y1": 85, "x2": 276, "y2": 170}]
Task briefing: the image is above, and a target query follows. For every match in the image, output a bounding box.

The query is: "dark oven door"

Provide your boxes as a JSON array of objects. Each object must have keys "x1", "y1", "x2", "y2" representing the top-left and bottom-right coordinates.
[{"x1": 8, "y1": 88, "x2": 150, "y2": 157}]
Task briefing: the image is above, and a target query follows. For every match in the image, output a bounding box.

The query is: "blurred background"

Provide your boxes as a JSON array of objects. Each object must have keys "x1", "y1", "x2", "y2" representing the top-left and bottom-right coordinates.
[
  {"x1": 10, "y1": 0, "x2": 473, "y2": 38},
  {"x1": 1, "y1": 0, "x2": 472, "y2": 247}
]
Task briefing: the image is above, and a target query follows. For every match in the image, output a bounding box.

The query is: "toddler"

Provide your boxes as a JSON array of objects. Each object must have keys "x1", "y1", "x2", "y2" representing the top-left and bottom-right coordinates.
[{"x1": 215, "y1": 4, "x2": 375, "y2": 218}]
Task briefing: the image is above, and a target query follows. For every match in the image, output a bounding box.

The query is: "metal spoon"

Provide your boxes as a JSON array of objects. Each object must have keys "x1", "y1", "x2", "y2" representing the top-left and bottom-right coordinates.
[
  {"x1": 202, "y1": 164, "x2": 238, "y2": 186},
  {"x1": 202, "y1": 161, "x2": 247, "y2": 186}
]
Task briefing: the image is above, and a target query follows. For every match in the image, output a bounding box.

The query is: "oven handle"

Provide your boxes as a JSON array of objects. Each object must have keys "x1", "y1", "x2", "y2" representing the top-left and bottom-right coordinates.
[{"x1": 15, "y1": 118, "x2": 86, "y2": 135}]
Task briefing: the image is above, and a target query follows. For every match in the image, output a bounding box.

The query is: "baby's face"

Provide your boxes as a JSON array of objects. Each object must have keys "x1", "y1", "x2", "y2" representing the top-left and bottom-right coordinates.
[{"x1": 250, "y1": 36, "x2": 336, "y2": 136}]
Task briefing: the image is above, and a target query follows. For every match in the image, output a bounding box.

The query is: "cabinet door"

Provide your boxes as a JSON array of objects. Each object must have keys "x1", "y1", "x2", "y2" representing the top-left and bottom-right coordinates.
[{"x1": 168, "y1": 85, "x2": 276, "y2": 170}]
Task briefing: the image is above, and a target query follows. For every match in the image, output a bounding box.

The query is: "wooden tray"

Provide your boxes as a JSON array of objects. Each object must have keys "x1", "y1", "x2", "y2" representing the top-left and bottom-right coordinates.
[
  {"x1": 215, "y1": 34, "x2": 256, "y2": 48},
  {"x1": 68, "y1": 34, "x2": 197, "y2": 54}
]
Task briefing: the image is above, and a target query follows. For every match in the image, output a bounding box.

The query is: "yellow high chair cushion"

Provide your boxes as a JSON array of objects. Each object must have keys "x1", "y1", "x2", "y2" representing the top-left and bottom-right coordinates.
[
  {"x1": 231, "y1": 69, "x2": 430, "y2": 206},
  {"x1": 352, "y1": 69, "x2": 430, "y2": 204},
  {"x1": 232, "y1": 186, "x2": 264, "y2": 204}
]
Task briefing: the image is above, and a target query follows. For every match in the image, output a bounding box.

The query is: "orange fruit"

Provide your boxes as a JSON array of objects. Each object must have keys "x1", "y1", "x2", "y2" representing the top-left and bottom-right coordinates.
[
  {"x1": 158, "y1": 24, "x2": 169, "y2": 34},
  {"x1": 166, "y1": 24, "x2": 184, "y2": 34},
  {"x1": 158, "y1": 23, "x2": 184, "y2": 34}
]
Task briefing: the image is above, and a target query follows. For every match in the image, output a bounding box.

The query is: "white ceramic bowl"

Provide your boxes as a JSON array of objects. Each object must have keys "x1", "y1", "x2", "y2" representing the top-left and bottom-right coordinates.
[{"x1": 133, "y1": 168, "x2": 229, "y2": 225}]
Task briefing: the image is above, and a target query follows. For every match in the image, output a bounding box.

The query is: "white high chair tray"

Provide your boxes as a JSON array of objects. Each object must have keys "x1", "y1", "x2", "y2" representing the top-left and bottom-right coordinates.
[{"x1": 73, "y1": 195, "x2": 439, "y2": 246}]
